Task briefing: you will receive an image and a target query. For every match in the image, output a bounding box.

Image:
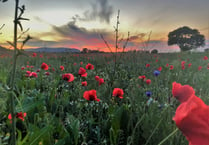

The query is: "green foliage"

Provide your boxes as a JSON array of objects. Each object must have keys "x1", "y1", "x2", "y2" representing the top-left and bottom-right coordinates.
[{"x1": 168, "y1": 26, "x2": 205, "y2": 51}]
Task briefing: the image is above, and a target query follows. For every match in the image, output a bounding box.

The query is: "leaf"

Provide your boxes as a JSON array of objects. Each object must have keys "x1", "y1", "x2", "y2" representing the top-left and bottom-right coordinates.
[
  {"x1": 17, "y1": 21, "x2": 23, "y2": 31},
  {"x1": 28, "y1": 125, "x2": 52, "y2": 145},
  {"x1": 16, "y1": 101, "x2": 42, "y2": 112},
  {"x1": 7, "y1": 41, "x2": 14, "y2": 47}
]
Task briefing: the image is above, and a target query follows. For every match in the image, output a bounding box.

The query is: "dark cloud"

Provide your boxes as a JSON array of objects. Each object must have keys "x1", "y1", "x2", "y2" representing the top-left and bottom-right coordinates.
[
  {"x1": 51, "y1": 19, "x2": 111, "y2": 41},
  {"x1": 75, "y1": 0, "x2": 113, "y2": 24}
]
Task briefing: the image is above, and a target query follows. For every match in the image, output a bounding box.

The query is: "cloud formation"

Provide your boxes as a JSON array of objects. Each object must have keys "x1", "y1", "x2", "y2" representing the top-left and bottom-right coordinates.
[{"x1": 75, "y1": 0, "x2": 113, "y2": 24}]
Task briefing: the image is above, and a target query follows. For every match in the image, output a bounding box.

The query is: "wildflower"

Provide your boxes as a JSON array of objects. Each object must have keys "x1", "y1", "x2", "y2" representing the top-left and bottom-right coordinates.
[
  {"x1": 146, "y1": 79, "x2": 151, "y2": 85},
  {"x1": 138, "y1": 75, "x2": 146, "y2": 80},
  {"x1": 45, "y1": 72, "x2": 50, "y2": 76},
  {"x1": 181, "y1": 65, "x2": 185, "y2": 70},
  {"x1": 83, "y1": 90, "x2": 100, "y2": 102},
  {"x1": 8, "y1": 112, "x2": 27, "y2": 121},
  {"x1": 112, "y1": 88, "x2": 124, "y2": 99},
  {"x1": 80, "y1": 62, "x2": 83, "y2": 65},
  {"x1": 32, "y1": 53, "x2": 37, "y2": 57},
  {"x1": 146, "y1": 91, "x2": 152, "y2": 97},
  {"x1": 60, "y1": 66, "x2": 64, "y2": 71},
  {"x1": 78, "y1": 67, "x2": 87, "y2": 77},
  {"x1": 95, "y1": 75, "x2": 100, "y2": 81},
  {"x1": 86, "y1": 63, "x2": 94, "y2": 70},
  {"x1": 146, "y1": 64, "x2": 150, "y2": 67},
  {"x1": 41, "y1": 63, "x2": 48, "y2": 70},
  {"x1": 203, "y1": 56, "x2": 208, "y2": 60},
  {"x1": 198, "y1": 66, "x2": 202, "y2": 71},
  {"x1": 172, "y1": 82, "x2": 209, "y2": 145},
  {"x1": 188, "y1": 63, "x2": 192, "y2": 68},
  {"x1": 153, "y1": 70, "x2": 160, "y2": 76},
  {"x1": 98, "y1": 78, "x2": 105, "y2": 86},
  {"x1": 62, "y1": 73, "x2": 74, "y2": 82},
  {"x1": 170, "y1": 65, "x2": 174, "y2": 70},
  {"x1": 21, "y1": 67, "x2": 25, "y2": 70},
  {"x1": 157, "y1": 66, "x2": 162, "y2": 71},
  {"x1": 81, "y1": 81, "x2": 87, "y2": 86},
  {"x1": 31, "y1": 72, "x2": 38, "y2": 78},
  {"x1": 166, "y1": 63, "x2": 169, "y2": 67}
]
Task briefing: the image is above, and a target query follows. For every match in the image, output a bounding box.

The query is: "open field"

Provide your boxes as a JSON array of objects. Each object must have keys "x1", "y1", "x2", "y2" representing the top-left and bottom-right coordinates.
[{"x1": 1, "y1": 51, "x2": 209, "y2": 145}]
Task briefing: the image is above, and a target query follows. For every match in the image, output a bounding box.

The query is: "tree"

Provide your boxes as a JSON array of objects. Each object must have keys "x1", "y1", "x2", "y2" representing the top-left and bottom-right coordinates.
[
  {"x1": 168, "y1": 26, "x2": 205, "y2": 51},
  {"x1": 151, "y1": 49, "x2": 158, "y2": 54},
  {"x1": 82, "y1": 48, "x2": 88, "y2": 53}
]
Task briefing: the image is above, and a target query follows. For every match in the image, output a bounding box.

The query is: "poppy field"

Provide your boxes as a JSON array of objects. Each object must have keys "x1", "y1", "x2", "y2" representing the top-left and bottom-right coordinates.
[{"x1": 1, "y1": 51, "x2": 209, "y2": 145}]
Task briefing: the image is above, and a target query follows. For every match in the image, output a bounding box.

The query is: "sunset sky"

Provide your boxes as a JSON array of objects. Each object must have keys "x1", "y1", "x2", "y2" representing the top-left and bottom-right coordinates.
[{"x1": 0, "y1": 0, "x2": 209, "y2": 52}]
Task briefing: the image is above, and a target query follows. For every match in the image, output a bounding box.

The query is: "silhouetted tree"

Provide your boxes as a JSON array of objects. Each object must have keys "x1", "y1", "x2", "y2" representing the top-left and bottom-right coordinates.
[
  {"x1": 82, "y1": 48, "x2": 88, "y2": 53},
  {"x1": 151, "y1": 49, "x2": 158, "y2": 54},
  {"x1": 168, "y1": 26, "x2": 205, "y2": 51}
]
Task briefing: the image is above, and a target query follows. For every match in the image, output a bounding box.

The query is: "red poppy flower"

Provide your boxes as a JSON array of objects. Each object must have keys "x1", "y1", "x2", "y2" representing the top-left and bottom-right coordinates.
[
  {"x1": 203, "y1": 56, "x2": 208, "y2": 60},
  {"x1": 60, "y1": 66, "x2": 64, "y2": 71},
  {"x1": 31, "y1": 72, "x2": 38, "y2": 78},
  {"x1": 138, "y1": 75, "x2": 146, "y2": 80},
  {"x1": 95, "y1": 76, "x2": 100, "y2": 81},
  {"x1": 158, "y1": 66, "x2": 162, "y2": 71},
  {"x1": 172, "y1": 82, "x2": 209, "y2": 145},
  {"x1": 170, "y1": 65, "x2": 174, "y2": 70},
  {"x1": 198, "y1": 66, "x2": 202, "y2": 71},
  {"x1": 188, "y1": 63, "x2": 192, "y2": 68},
  {"x1": 8, "y1": 112, "x2": 27, "y2": 121},
  {"x1": 166, "y1": 63, "x2": 169, "y2": 67},
  {"x1": 41, "y1": 63, "x2": 48, "y2": 70},
  {"x1": 181, "y1": 61, "x2": 186, "y2": 65},
  {"x1": 112, "y1": 88, "x2": 124, "y2": 99},
  {"x1": 98, "y1": 78, "x2": 105, "y2": 86},
  {"x1": 146, "y1": 64, "x2": 150, "y2": 67},
  {"x1": 86, "y1": 63, "x2": 94, "y2": 70},
  {"x1": 62, "y1": 73, "x2": 74, "y2": 82},
  {"x1": 181, "y1": 65, "x2": 185, "y2": 70},
  {"x1": 81, "y1": 81, "x2": 87, "y2": 86},
  {"x1": 32, "y1": 53, "x2": 37, "y2": 57},
  {"x1": 146, "y1": 79, "x2": 151, "y2": 85},
  {"x1": 78, "y1": 67, "x2": 87, "y2": 77},
  {"x1": 83, "y1": 90, "x2": 100, "y2": 102},
  {"x1": 45, "y1": 72, "x2": 50, "y2": 76},
  {"x1": 21, "y1": 67, "x2": 25, "y2": 70}
]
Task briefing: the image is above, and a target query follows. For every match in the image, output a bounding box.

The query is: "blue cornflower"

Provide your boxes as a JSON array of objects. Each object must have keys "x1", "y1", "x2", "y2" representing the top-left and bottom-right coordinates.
[
  {"x1": 153, "y1": 70, "x2": 160, "y2": 76},
  {"x1": 146, "y1": 91, "x2": 152, "y2": 97}
]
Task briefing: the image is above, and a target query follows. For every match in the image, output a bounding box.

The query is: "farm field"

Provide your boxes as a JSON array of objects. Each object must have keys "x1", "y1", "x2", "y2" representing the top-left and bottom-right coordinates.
[{"x1": 1, "y1": 51, "x2": 209, "y2": 145}]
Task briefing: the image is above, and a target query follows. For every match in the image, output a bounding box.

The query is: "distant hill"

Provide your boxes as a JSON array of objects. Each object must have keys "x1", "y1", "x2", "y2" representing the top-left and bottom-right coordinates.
[
  {"x1": 25, "y1": 47, "x2": 80, "y2": 53},
  {"x1": 0, "y1": 45, "x2": 9, "y2": 51}
]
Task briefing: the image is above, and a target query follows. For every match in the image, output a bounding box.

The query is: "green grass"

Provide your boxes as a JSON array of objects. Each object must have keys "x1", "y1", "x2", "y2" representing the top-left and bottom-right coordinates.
[{"x1": 0, "y1": 51, "x2": 208, "y2": 145}]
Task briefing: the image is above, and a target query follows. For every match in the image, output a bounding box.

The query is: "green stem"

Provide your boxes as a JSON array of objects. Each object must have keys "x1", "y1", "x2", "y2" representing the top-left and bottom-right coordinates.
[
  {"x1": 157, "y1": 128, "x2": 178, "y2": 145},
  {"x1": 144, "y1": 108, "x2": 166, "y2": 145},
  {"x1": 10, "y1": 0, "x2": 19, "y2": 144}
]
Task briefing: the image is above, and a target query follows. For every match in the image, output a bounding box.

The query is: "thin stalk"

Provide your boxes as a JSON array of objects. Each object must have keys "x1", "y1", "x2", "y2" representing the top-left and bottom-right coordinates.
[
  {"x1": 157, "y1": 128, "x2": 178, "y2": 145},
  {"x1": 10, "y1": 0, "x2": 19, "y2": 144}
]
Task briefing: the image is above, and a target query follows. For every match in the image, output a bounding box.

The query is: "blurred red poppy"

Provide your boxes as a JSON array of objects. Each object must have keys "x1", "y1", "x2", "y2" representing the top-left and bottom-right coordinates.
[
  {"x1": 172, "y1": 82, "x2": 209, "y2": 145},
  {"x1": 112, "y1": 88, "x2": 124, "y2": 99},
  {"x1": 41, "y1": 62, "x2": 48, "y2": 70},
  {"x1": 62, "y1": 73, "x2": 74, "y2": 82},
  {"x1": 8, "y1": 112, "x2": 27, "y2": 121},
  {"x1": 60, "y1": 66, "x2": 64, "y2": 71},
  {"x1": 83, "y1": 90, "x2": 100, "y2": 102},
  {"x1": 86, "y1": 63, "x2": 94, "y2": 70},
  {"x1": 78, "y1": 67, "x2": 87, "y2": 77},
  {"x1": 81, "y1": 81, "x2": 87, "y2": 86}
]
